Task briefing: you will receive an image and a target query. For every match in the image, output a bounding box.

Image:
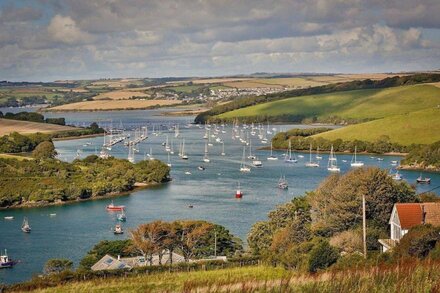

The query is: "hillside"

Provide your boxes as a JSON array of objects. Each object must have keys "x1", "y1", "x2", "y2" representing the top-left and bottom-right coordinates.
[
  {"x1": 0, "y1": 118, "x2": 76, "y2": 136},
  {"x1": 46, "y1": 99, "x2": 181, "y2": 111},
  {"x1": 313, "y1": 108, "x2": 440, "y2": 146},
  {"x1": 216, "y1": 84, "x2": 440, "y2": 122}
]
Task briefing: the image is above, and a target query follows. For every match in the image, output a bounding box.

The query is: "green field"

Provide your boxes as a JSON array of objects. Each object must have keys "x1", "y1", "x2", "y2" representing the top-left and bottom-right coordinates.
[
  {"x1": 217, "y1": 84, "x2": 440, "y2": 121},
  {"x1": 313, "y1": 108, "x2": 440, "y2": 145}
]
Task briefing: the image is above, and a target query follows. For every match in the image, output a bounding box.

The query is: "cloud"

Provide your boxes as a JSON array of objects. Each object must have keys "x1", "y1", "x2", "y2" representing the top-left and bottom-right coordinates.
[
  {"x1": 0, "y1": 0, "x2": 438, "y2": 81},
  {"x1": 47, "y1": 14, "x2": 92, "y2": 44}
]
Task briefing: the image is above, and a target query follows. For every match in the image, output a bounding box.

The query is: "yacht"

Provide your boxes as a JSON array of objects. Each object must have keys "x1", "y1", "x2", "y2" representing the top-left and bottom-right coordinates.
[
  {"x1": 327, "y1": 146, "x2": 340, "y2": 172},
  {"x1": 350, "y1": 146, "x2": 364, "y2": 167}
]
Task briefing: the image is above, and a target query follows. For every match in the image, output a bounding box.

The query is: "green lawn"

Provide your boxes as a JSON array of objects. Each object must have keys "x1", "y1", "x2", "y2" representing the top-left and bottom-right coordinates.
[
  {"x1": 314, "y1": 108, "x2": 440, "y2": 145},
  {"x1": 217, "y1": 84, "x2": 440, "y2": 121}
]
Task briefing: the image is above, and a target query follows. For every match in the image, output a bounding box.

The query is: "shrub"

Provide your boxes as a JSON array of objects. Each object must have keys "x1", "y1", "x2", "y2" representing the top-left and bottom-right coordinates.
[
  {"x1": 394, "y1": 224, "x2": 440, "y2": 259},
  {"x1": 43, "y1": 258, "x2": 73, "y2": 274},
  {"x1": 308, "y1": 239, "x2": 339, "y2": 272}
]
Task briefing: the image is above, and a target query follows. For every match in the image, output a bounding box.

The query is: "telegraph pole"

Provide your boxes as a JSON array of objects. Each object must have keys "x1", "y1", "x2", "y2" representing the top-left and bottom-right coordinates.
[
  {"x1": 214, "y1": 231, "x2": 217, "y2": 258},
  {"x1": 363, "y1": 193, "x2": 367, "y2": 259}
]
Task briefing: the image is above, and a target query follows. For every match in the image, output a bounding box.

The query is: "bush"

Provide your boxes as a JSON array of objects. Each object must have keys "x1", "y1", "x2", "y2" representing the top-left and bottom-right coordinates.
[
  {"x1": 308, "y1": 239, "x2": 339, "y2": 272},
  {"x1": 394, "y1": 224, "x2": 440, "y2": 259},
  {"x1": 44, "y1": 258, "x2": 73, "y2": 274},
  {"x1": 32, "y1": 141, "x2": 57, "y2": 159}
]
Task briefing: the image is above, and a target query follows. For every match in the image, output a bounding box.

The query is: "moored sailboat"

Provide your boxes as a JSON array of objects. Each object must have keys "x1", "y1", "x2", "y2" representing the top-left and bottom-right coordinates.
[
  {"x1": 21, "y1": 217, "x2": 31, "y2": 233},
  {"x1": 267, "y1": 142, "x2": 278, "y2": 160},
  {"x1": 327, "y1": 146, "x2": 340, "y2": 172},
  {"x1": 284, "y1": 140, "x2": 297, "y2": 163},
  {"x1": 305, "y1": 144, "x2": 319, "y2": 167},
  {"x1": 350, "y1": 146, "x2": 364, "y2": 167},
  {"x1": 278, "y1": 175, "x2": 288, "y2": 189},
  {"x1": 240, "y1": 146, "x2": 251, "y2": 172}
]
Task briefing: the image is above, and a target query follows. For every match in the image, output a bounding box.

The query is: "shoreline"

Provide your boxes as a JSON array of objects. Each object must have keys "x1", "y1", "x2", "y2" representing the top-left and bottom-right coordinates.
[
  {"x1": 40, "y1": 103, "x2": 182, "y2": 113},
  {"x1": 52, "y1": 132, "x2": 104, "y2": 141},
  {"x1": 259, "y1": 146, "x2": 408, "y2": 157},
  {"x1": 0, "y1": 181, "x2": 165, "y2": 211}
]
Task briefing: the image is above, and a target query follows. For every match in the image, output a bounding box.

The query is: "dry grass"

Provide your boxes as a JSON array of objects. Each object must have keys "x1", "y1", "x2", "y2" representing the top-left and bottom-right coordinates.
[
  {"x1": 93, "y1": 90, "x2": 150, "y2": 100},
  {"x1": 47, "y1": 99, "x2": 181, "y2": 111},
  {"x1": 0, "y1": 153, "x2": 33, "y2": 160},
  {"x1": 90, "y1": 79, "x2": 143, "y2": 88},
  {"x1": 0, "y1": 118, "x2": 77, "y2": 136}
]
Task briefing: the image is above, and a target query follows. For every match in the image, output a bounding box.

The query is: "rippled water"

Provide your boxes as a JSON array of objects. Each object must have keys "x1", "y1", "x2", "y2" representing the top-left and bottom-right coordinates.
[{"x1": 0, "y1": 109, "x2": 438, "y2": 284}]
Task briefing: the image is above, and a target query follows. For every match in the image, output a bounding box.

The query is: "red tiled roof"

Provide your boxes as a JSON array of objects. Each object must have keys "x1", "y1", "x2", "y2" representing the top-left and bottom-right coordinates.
[
  {"x1": 395, "y1": 203, "x2": 423, "y2": 229},
  {"x1": 422, "y1": 203, "x2": 440, "y2": 227},
  {"x1": 395, "y1": 202, "x2": 440, "y2": 229}
]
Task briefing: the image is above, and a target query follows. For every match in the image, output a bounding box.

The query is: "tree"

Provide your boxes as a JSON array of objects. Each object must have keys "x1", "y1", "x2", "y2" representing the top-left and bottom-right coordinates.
[
  {"x1": 43, "y1": 258, "x2": 73, "y2": 274},
  {"x1": 247, "y1": 221, "x2": 273, "y2": 255},
  {"x1": 32, "y1": 141, "x2": 57, "y2": 159},
  {"x1": 394, "y1": 224, "x2": 440, "y2": 259},
  {"x1": 308, "y1": 167, "x2": 416, "y2": 237},
  {"x1": 175, "y1": 220, "x2": 213, "y2": 261},
  {"x1": 308, "y1": 239, "x2": 339, "y2": 273}
]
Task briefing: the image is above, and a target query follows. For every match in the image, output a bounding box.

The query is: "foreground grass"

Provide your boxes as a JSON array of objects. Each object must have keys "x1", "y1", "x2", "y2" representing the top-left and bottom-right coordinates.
[
  {"x1": 314, "y1": 108, "x2": 440, "y2": 145},
  {"x1": 217, "y1": 84, "x2": 440, "y2": 121},
  {"x1": 19, "y1": 261, "x2": 440, "y2": 293}
]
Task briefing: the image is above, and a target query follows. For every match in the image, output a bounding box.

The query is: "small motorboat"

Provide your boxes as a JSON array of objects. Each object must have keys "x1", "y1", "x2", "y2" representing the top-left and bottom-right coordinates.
[
  {"x1": 377, "y1": 158, "x2": 384, "y2": 161},
  {"x1": 0, "y1": 250, "x2": 17, "y2": 269},
  {"x1": 391, "y1": 170, "x2": 403, "y2": 181},
  {"x1": 106, "y1": 201, "x2": 125, "y2": 212},
  {"x1": 21, "y1": 217, "x2": 31, "y2": 233},
  {"x1": 252, "y1": 160, "x2": 263, "y2": 167},
  {"x1": 117, "y1": 209, "x2": 127, "y2": 222},
  {"x1": 113, "y1": 224, "x2": 124, "y2": 235},
  {"x1": 235, "y1": 183, "x2": 243, "y2": 199},
  {"x1": 198, "y1": 166, "x2": 205, "y2": 171},
  {"x1": 390, "y1": 160, "x2": 398, "y2": 166},
  {"x1": 185, "y1": 171, "x2": 192, "y2": 175},
  {"x1": 49, "y1": 213, "x2": 56, "y2": 217},
  {"x1": 4, "y1": 216, "x2": 14, "y2": 220},
  {"x1": 188, "y1": 205, "x2": 194, "y2": 208},
  {"x1": 416, "y1": 174, "x2": 431, "y2": 184}
]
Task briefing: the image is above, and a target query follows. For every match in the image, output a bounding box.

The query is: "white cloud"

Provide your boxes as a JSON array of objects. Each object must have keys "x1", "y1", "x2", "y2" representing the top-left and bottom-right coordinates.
[{"x1": 47, "y1": 15, "x2": 92, "y2": 45}]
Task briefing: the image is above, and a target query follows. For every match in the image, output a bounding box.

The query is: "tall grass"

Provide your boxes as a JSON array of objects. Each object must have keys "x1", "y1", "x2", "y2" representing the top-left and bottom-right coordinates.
[{"x1": 12, "y1": 260, "x2": 440, "y2": 292}]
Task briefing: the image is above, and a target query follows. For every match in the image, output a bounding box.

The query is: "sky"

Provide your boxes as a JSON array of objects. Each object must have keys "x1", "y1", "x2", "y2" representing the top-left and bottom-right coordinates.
[{"x1": 0, "y1": 0, "x2": 439, "y2": 81}]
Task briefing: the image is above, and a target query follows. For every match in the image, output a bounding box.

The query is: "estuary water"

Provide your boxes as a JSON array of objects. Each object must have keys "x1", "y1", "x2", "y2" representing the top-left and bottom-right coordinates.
[{"x1": 0, "y1": 109, "x2": 438, "y2": 284}]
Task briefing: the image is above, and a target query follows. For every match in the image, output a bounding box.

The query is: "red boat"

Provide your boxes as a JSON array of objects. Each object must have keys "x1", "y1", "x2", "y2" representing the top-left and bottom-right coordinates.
[
  {"x1": 106, "y1": 201, "x2": 125, "y2": 211},
  {"x1": 235, "y1": 182, "x2": 243, "y2": 199}
]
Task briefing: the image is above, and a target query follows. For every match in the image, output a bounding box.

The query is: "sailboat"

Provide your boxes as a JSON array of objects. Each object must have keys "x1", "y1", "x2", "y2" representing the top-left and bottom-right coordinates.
[
  {"x1": 267, "y1": 142, "x2": 278, "y2": 160},
  {"x1": 174, "y1": 125, "x2": 180, "y2": 138},
  {"x1": 248, "y1": 140, "x2": 256, "y2": 160},
  {"x1": 117, "y1": 209, "x2": 127, "y2": 222},
  {"x1": 235, "y1": 182, "x2": 243, "y2": 198},
  {"x1": 350, "y1": 146, "x2": 364, "y2": 167},
  {"x1": 416, "y1": 173, "x2": 431, "y2": 184},
  {"x1": 167, "y1": 152, "x2": 172, "y2": 167},
  {"x1": 391, "y1": 170, "x2": 403, "y2": 181},
  {"x1": 305, "y1": 144, "x2": 319, "y2": 167},
  {"x1": 327, "y1": 145, "x2": 340, "y2": 172},
  {"x1": 21, "y1": 217, "x2": 31, "y2": 233},
  {"x1": 170, "y1": 139, "x2": 175, "y2": 154},
  {"x1": 203, "y1": 142, "x2": 210, "y2": 163},
  {"x1": 221, "y1": 142, "x2": 226, "y2": 156},
  {"x1": 316, "y1": 146, "x2": 323, "y2": 160},
  {"x1": 128, "y1": 144, "x2": 135, "y2": 163},
  {"x1": 165, "y1": 135, "x2": 171, "y2": 152},
  {"x1": 181, "y1": 139, "x2": 188, "y2": 160},
  {"x1": 148, "y1": 147, "x2": 155, "y2": 161},
  {"x1": 240, "y1": 146, "x2": 251, "y2": 172},
  {"x1": 284, "y1": 140, "x2": 297, "y2": 163},
  {"x1": 278, "y1": 175, "x2": 288, "y2": 189}
]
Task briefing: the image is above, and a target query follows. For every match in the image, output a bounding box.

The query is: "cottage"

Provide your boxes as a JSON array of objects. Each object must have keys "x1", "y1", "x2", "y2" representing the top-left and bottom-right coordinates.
[{"x1": 379, "y1": 202, "x2": 440, "y2": 252}]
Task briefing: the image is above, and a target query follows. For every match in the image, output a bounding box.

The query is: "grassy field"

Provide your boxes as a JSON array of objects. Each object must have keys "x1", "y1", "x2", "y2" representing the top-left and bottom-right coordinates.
[
  {"x1": 0, "y1": 153, "x2": 33, "y2": 160},
  {"x1": 18, "y1": 261, "x2": 440, "y2": 293},
  {"x1": 313, "y1": 108, "x2": 440, "y2": 145},
  {"x1": 217, "y1": 84, "x2": 440, "y2": 121},
  {"x1": 92, "y1": 90, "x2": 149, "y2": 100},
  {"x1": 0, "y1": 118, "x2": 77, "y2": 136},
  {"x1": 47, "y1": 99, "x2": 181, "y2": 111}
]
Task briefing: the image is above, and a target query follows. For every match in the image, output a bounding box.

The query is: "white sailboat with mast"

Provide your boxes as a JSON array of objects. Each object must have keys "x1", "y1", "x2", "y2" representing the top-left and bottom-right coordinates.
[
  {"x1": 221, "y1": 141, "x2": 226, "y2": 156},
  {"x1": 240, "y1": 146, "x2": 251, "y2": 172},
  {"x1": 284, "y1": 140, "x2": 297, "y2": 163},
  {"x1": 181, "y1": 139, "x2": 188, "y2": 160},
  {"x1": 305, "y1": 144, "x2": 319, "y2": 167},
  {"x1": 267, "y1": 142, "x2": 278, "y2": 160},
  {"x1": 350, "y1": 146, "x2": 364, "y2": 167},
  {"x1": 203, "y1": 141, "x2": 210, "y2": 163},
  {"x1": 327, "y1": 145, "x2": 340, "y2": 172}
]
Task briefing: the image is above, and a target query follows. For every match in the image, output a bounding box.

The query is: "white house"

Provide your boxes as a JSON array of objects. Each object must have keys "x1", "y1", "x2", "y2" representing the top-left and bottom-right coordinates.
[{"x1": 379, "y1": 202, "x2": 440, "y2": 252}]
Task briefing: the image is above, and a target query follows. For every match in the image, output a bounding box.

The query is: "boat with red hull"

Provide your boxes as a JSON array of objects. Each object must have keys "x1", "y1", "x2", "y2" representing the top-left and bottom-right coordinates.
[
  {"x1": 106, "y1": 201, "x2": 125, "y2": 211},
  {"x1": 235, "y1": 182, "x2": 243, "y2": 199}
]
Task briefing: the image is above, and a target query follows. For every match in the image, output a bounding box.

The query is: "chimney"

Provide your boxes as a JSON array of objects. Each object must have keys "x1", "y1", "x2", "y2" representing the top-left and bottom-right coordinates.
[
  {"x1": 422, "y1": 205, "x2": 426, "y2": 225},
  {"x1": 117, "y1": 255, "x2": 121, "y2": 261}
]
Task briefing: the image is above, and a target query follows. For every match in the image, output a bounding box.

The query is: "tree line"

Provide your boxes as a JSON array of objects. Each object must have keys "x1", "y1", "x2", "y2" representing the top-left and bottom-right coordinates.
[
  {"x1": 195, "y1": 73, "x2": 440, "y2": 123},
  {"x1": 0, "y1": 111, "x2": 66, "y2": 125},
  {"x1": 0, "y1": 154, "x2": 170, "y2": 207}
]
